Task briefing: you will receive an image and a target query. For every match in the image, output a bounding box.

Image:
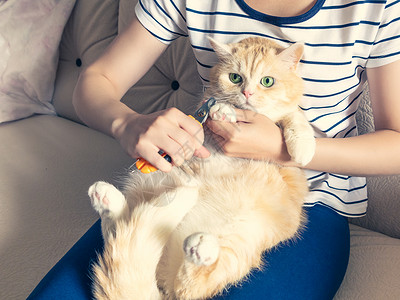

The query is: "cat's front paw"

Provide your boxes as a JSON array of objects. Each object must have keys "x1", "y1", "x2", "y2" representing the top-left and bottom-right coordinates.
[
  {"x1": 88, "y1": 181, "x2": 126, "y2": 217},
  {"x1": 285, "y1": 133, "x2": 316, "y2": 166},
  {"x1": 209, "y1": 103, "x2": 237, "y2": 122},
  {"x1": 183, "y1": 232, "x2": 219, "y2": 266}
]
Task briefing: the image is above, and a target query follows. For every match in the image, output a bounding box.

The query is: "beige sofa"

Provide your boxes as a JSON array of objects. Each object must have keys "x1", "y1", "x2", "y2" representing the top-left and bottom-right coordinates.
[{"x1": 1, "y1": 0, "x2": 399, "y2": 299}]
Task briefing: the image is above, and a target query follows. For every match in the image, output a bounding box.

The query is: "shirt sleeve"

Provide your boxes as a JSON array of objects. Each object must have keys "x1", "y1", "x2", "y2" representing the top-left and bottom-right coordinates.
[
  {"x1": 135, "y1": 0, "x2": 188, "y2": 44},
  {"x1": 366, "y1": 0, "x2": 400, "y2": 68}
]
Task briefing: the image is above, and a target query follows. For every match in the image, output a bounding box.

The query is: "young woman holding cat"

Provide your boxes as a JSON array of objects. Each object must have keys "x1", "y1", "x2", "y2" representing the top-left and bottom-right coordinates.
[{"x1": 28, "y1": 0, "x2": 400, "y2": 299}]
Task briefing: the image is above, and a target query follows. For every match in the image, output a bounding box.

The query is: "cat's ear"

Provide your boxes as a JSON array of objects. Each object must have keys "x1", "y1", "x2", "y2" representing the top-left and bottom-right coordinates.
[
  {"x1": 208, "y1": 37, "x2": 232, "y2": 60},
  {"x1": 278, "y1": 43, "x2": 304, "y2": 71}
]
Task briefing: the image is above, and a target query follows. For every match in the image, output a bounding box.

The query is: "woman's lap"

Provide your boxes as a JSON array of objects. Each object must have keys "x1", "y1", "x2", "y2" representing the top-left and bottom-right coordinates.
[
  {"x1": 28, "y1": 204, "x2": 349, "y2": 300},
  {"x1": 212, "y1": 204, "x2": 350, "y2": 299}
]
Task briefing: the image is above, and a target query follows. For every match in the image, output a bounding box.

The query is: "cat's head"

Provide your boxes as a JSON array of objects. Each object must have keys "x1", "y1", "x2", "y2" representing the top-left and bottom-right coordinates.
[{"x1": 208, "y1": 37, "x2": 304, "y2": 122}]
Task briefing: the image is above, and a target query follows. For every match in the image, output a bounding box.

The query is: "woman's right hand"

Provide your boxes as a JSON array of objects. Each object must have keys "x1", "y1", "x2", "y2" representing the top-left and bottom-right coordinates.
[
  {"x1": 114, "y1": 107, "x2": 210, "y2": 172},
  {"x1": 72, "y1": 18, "x2": 209, "y2": 172}
]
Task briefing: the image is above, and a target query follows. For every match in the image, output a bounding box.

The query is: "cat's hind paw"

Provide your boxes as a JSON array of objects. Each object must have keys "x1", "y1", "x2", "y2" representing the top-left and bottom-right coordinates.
[
  {"x1": 183, "y1": 233, "x2": 219, "y2": 266},
  {"x1": 88, "y1": 181, "x2": 126, "y2": 218},
  {"x1": 209, "y1": 103, "x2": 237, "y2": 122}
]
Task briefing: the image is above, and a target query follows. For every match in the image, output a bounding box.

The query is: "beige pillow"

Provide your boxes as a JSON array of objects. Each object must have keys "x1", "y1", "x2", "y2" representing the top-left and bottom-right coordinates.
[{"x1": 0, "y1": 0, "x2": 75, "y2": 123}]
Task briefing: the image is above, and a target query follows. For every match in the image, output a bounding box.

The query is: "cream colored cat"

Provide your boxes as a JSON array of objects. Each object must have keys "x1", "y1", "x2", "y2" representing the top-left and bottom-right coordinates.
[{"x1": 89, "y1": 37, "x2": 315, "y2": 300}]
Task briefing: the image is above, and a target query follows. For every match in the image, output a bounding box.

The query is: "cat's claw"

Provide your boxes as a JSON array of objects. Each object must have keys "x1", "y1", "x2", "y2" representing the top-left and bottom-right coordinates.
[
  {"x1": 88, "y1": 181, "x2": 126, "y2": 217},
  {"x1": 209, "y1": 103, "x2": 237, "y2": 122},
  {"x1": 183, "y1": 233, "x2": 220, "y2": 266}
]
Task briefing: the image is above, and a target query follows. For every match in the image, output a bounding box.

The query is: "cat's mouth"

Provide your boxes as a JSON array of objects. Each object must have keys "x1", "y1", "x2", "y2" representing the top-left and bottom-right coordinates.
[
  {"x1": 235, "y1": 95, "x2": 257, "y2": 111},
  {"x1": 239, "y1": 102, "x2": 257, "y2": 112}
]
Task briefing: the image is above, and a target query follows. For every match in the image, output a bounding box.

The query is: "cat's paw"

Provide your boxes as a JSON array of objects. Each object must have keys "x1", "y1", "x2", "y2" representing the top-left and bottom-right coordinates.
[
  {"x1": 209, "y1": 103, "x2": 237, "y2": 122},
  {"x1": 88, "y1": 181, "x2": 126, "y2": 217},
  {"x1": 285, "y1": 132, "x2": 316, "y2": 166},
  {"x1": 183, "y1": 232, "x2": 219, "y2": 266}
]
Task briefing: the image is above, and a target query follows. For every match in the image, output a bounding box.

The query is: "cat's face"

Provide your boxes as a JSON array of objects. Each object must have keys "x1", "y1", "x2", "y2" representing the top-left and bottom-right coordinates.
[{"x1": 208, "y1": 37, "x2": 304, "y2": 122}]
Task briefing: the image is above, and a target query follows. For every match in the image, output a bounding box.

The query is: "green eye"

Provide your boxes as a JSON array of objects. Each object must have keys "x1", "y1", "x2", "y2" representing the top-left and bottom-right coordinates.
[
  {"x1": 229, "y1": 73, "x2": 242, "y2": 84},
  {"x1": 260, "y1": 76, "x2": 274, "y2": 87}
]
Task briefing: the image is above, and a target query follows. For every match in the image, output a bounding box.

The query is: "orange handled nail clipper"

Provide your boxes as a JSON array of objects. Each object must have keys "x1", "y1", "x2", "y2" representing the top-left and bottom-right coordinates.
[{"x1": 128, "y1": 97, "x2": 216, "y2": 173}]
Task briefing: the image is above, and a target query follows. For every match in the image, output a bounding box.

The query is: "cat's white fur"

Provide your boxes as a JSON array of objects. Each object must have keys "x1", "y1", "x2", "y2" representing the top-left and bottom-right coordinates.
[{"x1": 89, "y1": 37, "x2": 315, "y2": 300}]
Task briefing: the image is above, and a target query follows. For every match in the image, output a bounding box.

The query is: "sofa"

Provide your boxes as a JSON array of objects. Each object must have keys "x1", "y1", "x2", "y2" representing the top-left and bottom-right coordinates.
[{"x1": 0, "y1": 0, "x2": 399, "y2": 299}]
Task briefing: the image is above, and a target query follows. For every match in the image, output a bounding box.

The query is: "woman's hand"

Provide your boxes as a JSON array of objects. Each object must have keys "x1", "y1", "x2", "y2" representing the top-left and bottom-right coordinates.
[
  {"x1": 114, "y1": 107, "x2": 210, "y2": 172},
  {"x1": 73, "y1": 19, "x2": 212, "y2": 173},
  {"x1": 206, "y1": 109, "x2": 292, "y2": 164}
]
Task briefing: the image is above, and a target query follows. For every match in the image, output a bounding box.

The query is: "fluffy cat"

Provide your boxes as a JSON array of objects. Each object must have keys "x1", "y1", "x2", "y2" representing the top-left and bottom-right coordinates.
[{"x1": 89, "y1": 37, "x2": 315, "y2": 300}]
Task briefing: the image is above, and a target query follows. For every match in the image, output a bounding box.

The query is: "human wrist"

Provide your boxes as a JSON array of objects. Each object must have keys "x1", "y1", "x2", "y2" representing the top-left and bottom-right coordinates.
[{"x1": 111, "y1": 110, "x2": 140, "y2": 142}]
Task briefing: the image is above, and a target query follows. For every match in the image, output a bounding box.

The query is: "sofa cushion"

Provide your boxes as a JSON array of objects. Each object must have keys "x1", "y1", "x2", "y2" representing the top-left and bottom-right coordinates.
[
  {"x1": 121, "y1": 37, "x2": 204, "y2": 116},
  {"x1": 335, "y1": 224, "x2": 400, "y2": 299},
  {"x1": 53, "y1": 0, "x2": 119, "y2": 123},
  {"x1": 118, "y1": 0, "x2": 203, "y2": 115},
  {"x1": 0, "y1": 115, "x2": 131, "y2": 299},
  {"x1": 54, "y1": 0, "x2": 203, "y2": 124}
]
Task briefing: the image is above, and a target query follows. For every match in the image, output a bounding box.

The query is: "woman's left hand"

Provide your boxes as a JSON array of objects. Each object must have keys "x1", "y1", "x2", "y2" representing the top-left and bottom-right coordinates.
[{"x1": 206, "y1": 108, "x2": 292, "y2": 164}]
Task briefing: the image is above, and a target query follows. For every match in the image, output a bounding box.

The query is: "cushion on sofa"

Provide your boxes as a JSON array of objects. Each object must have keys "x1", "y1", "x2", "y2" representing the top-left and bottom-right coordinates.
[
  {"x1": 120, "y1": 36, "x2": 204, "y2": 116},
  {"x1": 54, "y1": 0, "x2": 204, "y2": 125},
  {"x1": 0, "y1": 0, "x2": 76, "y2": 123},
  {"x1": 118, "y1": 0, "x2": 204, "y2": 116},
  {"x1": 53, "y1": 0, "x2": 119, "y2": 123},
  {"x1": 335, "y1": 224, "x2": 400, "y2": 299}
]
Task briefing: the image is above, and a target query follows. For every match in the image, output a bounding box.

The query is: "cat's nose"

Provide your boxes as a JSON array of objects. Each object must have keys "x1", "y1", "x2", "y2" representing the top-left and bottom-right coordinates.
[{"x1": 242, "y1": 90, "x2": 254, "y2": 99}]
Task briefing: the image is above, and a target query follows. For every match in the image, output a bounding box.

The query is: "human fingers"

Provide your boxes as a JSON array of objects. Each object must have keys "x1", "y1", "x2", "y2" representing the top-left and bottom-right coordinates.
[
  {"x1": 146, "y1": 108, "x2": 207, "y2": 166},
  {"x1": 121, "y1": 108, "x2": 207, "y2": 170},
  {"x1": 207, "y1": 110, "x2": 287, "y2": 161},
  {"x1": 124, "y1": 110, "x2": 186, "y2": 170},
  {"x1": 206, "y1": 119, "x2": 240, "y2": 141},
  {"x1": 233, "y1": 108, "x2": 259, "y2": 123},
  {"x1": 170, "y1": 108, "x2": 206, "y2": 150},
  {"x1": 135, "y1": 134, "x2": 194, "y2": 172},
  {"x1": 205, "y1": 119, "x2": 243, "y2": 156},
  {"x1": 138, "y1": 137, "x2": 210, "y2": 171},
  {"x1": 166, "y1": 128, "x2": 199, "y2": 162},
  {"x1": 162, "y1": 108, "x2": 206, "y2": 162},
  {"x1": 134, "y1": 140, "x2": 173, "y2": 173}
]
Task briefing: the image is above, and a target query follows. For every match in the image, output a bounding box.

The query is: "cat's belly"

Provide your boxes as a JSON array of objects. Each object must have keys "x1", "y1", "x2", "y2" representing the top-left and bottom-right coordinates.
[
  {"x1": 166, "y1": 154, "x2": 298, "y2": 246},
  {"x1": 155, "y1": 152, "x2": 307, "y2": 291}
]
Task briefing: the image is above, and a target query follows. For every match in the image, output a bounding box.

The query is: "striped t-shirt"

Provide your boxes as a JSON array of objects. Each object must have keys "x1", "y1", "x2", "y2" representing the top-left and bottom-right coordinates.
[{"x1": 135, "y1": 0, "x2": 400, "y2": 217}]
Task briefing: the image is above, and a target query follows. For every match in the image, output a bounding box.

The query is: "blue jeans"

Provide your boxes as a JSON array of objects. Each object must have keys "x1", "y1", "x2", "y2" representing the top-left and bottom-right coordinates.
[{"x1": 28, "y1": 205, "x2": 349, "y2": 300}]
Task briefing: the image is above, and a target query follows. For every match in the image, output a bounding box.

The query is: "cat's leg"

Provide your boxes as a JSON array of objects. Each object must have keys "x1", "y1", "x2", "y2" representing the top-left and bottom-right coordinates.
[
  {"x1": 93, "y1": 185, "x2": 199, "y2": 300},
  {"x1": 88, "y1": 181, "x2": 128, "y2": 238},
  {"x1": 174, "y1": 229, "x2": 267, "y2": 299},
  {"x1": 280, "y1": 110, "x2": 316, "y2": 166}
]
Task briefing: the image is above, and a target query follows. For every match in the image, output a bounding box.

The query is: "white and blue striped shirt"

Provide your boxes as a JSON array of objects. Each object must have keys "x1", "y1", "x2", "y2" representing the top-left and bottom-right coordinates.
[{"x1": 135, "y1": 0, "x2": 400, "y2": 217}]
